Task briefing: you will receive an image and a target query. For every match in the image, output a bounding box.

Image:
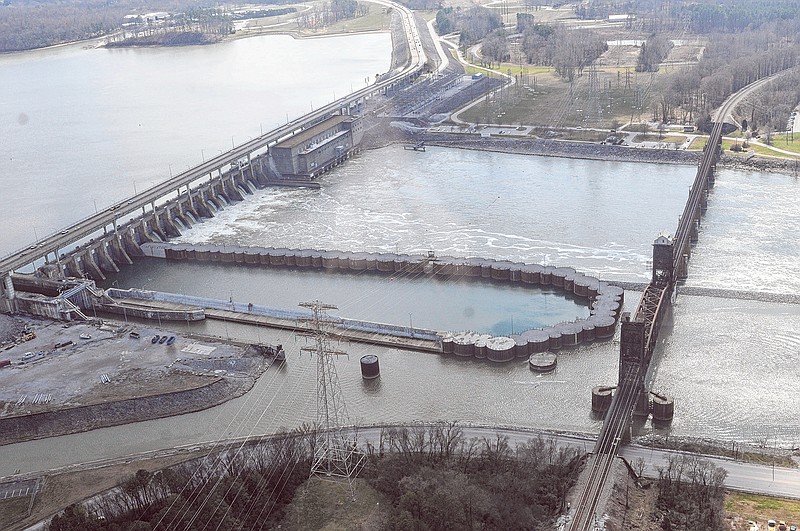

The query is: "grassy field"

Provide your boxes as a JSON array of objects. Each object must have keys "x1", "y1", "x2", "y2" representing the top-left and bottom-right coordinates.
[
  {"x1": 765, "y1": 134, "x2": 800, "y2": 155},
  {"x1": 688, "y1": 135, "x2": 800, "y2": 159},
  {"x1": 726, "y1": 493, "x2": 800, "y2": 531},
  {"x1": 457, "y1": 61, "x2": 672, "y2": 129}
]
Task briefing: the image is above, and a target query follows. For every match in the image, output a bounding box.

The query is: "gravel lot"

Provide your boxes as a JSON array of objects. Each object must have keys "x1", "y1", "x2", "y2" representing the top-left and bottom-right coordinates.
[{"x1": 0, "y1": 315, "x2": 247, "y2": 418}]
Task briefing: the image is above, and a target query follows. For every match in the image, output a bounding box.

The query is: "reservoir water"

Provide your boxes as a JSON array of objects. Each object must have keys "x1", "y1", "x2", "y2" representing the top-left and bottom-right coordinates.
[
  {"x1": 0, "y1": 32, "x2": 392, "y2": 255},
  {"x1": 0, "y1": 31, "x2": 799, "y2": 476}
]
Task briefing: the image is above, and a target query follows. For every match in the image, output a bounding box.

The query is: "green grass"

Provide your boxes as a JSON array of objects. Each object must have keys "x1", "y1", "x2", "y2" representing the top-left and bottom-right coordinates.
[
  {"x1": 765, "y1": 133, "x2": 800, "y2": 155},
  {"x1": 725, "y1": 492, "x2": 800, "y2": 531}
]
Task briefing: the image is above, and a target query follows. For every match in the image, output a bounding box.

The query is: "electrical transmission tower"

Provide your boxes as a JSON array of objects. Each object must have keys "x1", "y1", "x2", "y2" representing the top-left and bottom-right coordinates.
[{"x1": 298, "y1": 300, "x2": 365, "y2": 499}]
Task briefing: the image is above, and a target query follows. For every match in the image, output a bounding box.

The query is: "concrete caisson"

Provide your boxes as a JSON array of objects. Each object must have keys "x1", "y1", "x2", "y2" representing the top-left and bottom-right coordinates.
[
  {"x1": 486, "y1": 336, "x2": 516, "y2": 362},
  {"x1": 523, "y1": 330, "x2": 551, "y2": 353},
  {"x1": 591, "y1": 386, "x2": 614, "y2": 413},
  {"x1": 591, "y1": 315, "x2": 617, "y2": 339},
  {"x1": 651, "y1": 392, "x2": 674, "y2": 421},
  {"x1": 360, "y1": 355, "x2": 380, "y2": 379},
  {"x1": 511, "y1": 335, "x2": 529, "y2": 358},
  {"x1": 453, "y1": 332, "x2": 479, "y2": 357},
  {"x1": 529, "y1": 352, "x2": 557, "y2": 372}
]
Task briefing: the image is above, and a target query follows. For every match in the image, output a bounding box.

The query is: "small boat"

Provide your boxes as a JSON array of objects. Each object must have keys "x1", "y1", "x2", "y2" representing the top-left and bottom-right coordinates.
[
  {"x1": 152, "y1": 335, "x2": 160, "y2": 344},
  {"x1": 166, "y1": 336, "x2": 176, "y2": 345},
  {"x1": 79, "y1": 333, "x2": 92, "y2": 340},
  {"x1": 158, "y1": 335, "x2": 168, "y2": 344}
]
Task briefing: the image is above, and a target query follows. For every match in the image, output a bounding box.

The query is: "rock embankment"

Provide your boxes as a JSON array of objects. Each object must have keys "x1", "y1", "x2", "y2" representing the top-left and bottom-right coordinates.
[
  {"x1": 0, "y1": 376, "x2": 252, "y2": 446},
  {"x1": 423, "y1": 133, "x2": 703, "y2": 165}
]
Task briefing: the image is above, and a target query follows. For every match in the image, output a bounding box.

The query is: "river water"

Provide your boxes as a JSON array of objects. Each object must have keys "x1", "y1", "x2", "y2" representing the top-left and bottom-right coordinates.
[
  {"x1": 1, "y1": 33, "x2": 799, "y2": 477},
  {"x1": 0, "y1": 32, "x2": 392, "y2": 256}
]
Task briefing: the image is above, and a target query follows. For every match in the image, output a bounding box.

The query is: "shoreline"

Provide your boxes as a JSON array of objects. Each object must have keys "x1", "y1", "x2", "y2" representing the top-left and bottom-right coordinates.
[
  {"x1": 414, "y1": 132, "x2": 799, "y2": 175},
  {"x1": 0, "y1": 376, "x2": 251, "y2": 447}
]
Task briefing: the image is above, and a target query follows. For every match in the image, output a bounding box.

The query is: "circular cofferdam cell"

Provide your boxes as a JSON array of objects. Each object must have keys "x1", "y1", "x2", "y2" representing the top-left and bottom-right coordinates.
[
  {"x1": 522, "y1": 330, "x2": 551, "y2": 353},
  {"x1": 474, "y1": 336, "x2": 489, "y2": 359},
  {"x1": 581, "y1": 322, "x2": 596, "y2": 342},
  {"x1": 555, "y1": 322, "x2": 580, "y2": 347},
  {"x1": 603, "y1": 285, "x2": 625, "y2": 306},
  {"x1": 573, "y1": 276, "x2": 591, "y2": 298},
  {"x1": 548, "y1": 330, "x2": 562, "y2": 350},
  {"x1": 452, "y1": 332, "x2": 479, "y2": 357},
  {"x1": 376, "y1": 255, "x2": 394, "y2": 273},
  {"x1": 591, "y1": 299, "x2": 620, "y2": 319},
  {"x1": 511, "y1": 334, "x2": 529, "y2": 358},
  {"x1": 551, "y1": 267, "x2": 574, "y2": 288},
  {"x1": 322, "y1": 254, "x2": 340, "y2": 269},
  {"x1": 486, "y1": 336, "x2": 516, "y2": 362},
  {"x1": 360, "y1": 354, "x2": 380, "y2": 379},
  {"x1": 651, "y1": 393, "x2": 674, "y2": 422},
  {"x1": 590, "y1": 315, "x2": 617, "y2": 339},
  {"x1": 529, "y1": 352, "x2": 557, "y2": 372},
  {"x1": 591, "y1": 386, "x2": 614, "y2": 413},
  {"x1": 440, "y1": 333, "x2": 455, "y2": 354}
]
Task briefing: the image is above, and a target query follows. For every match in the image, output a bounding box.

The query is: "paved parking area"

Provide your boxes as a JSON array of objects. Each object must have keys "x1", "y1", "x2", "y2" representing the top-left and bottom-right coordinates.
[{"x1": 0, "y1": 478, "x2": 39, "y2": 500}]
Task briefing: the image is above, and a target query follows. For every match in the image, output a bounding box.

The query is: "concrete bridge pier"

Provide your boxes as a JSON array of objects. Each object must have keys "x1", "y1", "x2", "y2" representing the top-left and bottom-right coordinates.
[
  {"x1": 121, "y1": 229, "x2": 145, "y2": 257},
  {"x1": 252, "y1": 157, "x2": 271, "y2": 186},
  {"x1": 156, "y1": 209, "x2": 181, "y2": 238},
  {"x1": 189, "y1": 190, "x2": 214, "y2": 219},
  {"x1": 700, "y1": 189, "x2": 709, "y2": 213},
  {"x1": 205, "y1": 191, "x2": 224, "y2": 212},
  {"x1": 690, "y1": 219, "x2": 700, "y2": 242},
  {"x1": 169, "y1": 204, "x2": 192, "y2": 231},
  {"x1": 634, "y1": 389, "x2": 650, "y2": 416},
  {"x1": 109, "y1": 237, "x2": 133, "y2": 265},
  {"x1": 96, "y1": 244, "x2": 120, "y2": 273},
  {"x1": 144, "y1": 216, "x2": 167, "y2": 242},
  {"x1": 82, "y1": 250, "x2": 106, "y2": 280},
  {"x1": 63, "y1": 256, "x2": 83, "y2": 278},
  {"x1": 222, "y1": 175, "x2": 244, "y2": 202},
  {"x1": 1, "y1": 274, "x2": 15, "y2": 300},
  {"x1": 177, "y1": 198, "x2": 200, "y2": 225}
]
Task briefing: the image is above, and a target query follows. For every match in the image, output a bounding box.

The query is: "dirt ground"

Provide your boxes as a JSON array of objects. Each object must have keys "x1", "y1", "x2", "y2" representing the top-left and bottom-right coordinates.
[
  {"x1": 0, "y1": 314, "x2": 248, "y2": 417},
  {"x1": 0, "y1": 452, "x2": 205, "y2": 531}
]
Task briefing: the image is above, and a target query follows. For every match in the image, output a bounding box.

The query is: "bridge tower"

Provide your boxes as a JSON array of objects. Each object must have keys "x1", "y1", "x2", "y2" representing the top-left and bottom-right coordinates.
[
  {"x1": 652, "y1": 234, "x2": 674, "y2": 286},
  {"x1": 618, "y1": 313, "x2": 649, "y2": 442}
]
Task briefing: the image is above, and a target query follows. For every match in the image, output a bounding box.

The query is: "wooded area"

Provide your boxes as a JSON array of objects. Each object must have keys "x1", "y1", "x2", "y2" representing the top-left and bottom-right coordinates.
[
  {"x1": 44, "y1": 424, "x2": 583, "y2": 530},
  {"x1": 0, "y1": 0, "x2": 293, "y2": 51}
]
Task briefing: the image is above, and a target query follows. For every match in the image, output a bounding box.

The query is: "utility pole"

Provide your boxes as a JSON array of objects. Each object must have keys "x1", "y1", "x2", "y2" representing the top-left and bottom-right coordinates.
[{"x1": 299, "y1": 301, "x2": 365, "y2": 500}]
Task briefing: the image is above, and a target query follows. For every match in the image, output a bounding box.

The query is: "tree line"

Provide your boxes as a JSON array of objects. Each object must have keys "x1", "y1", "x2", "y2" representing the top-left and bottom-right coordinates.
[
  {"x1": 296, "y1": 0, "x2": 369, "y2": 31},
  {"x1": 46, "y1": 423, "x2": 583, "y2": 531},
  {"x1": 658, "y1": 18, "x2": 799, "y2": 128},
  {"x1": 0, "y1": 0, "x2": 297, "y2": 52},
  {"x1": 655, "y1": 454, "x2": 728, "y2": 531}
]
